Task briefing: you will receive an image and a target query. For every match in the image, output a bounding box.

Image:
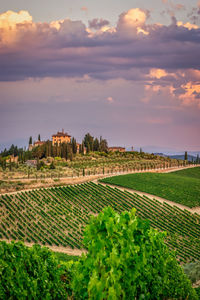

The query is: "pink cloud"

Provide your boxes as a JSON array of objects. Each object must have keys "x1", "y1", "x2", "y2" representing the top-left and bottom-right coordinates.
[{"x1": 0, "y1": 9, "x2": 200, "y2": 110}]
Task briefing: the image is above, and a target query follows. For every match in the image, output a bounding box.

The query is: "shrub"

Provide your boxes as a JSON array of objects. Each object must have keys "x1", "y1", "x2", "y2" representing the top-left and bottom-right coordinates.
[
  {"x1": 0, "y1": 241, "x2": 70, "y2": 299},
  {"x1": 183, "y1": 261, "x2": 200, "y2": 284},
  {"x1": 72, "y1": 207, "x2": 197, "y2": 299}
]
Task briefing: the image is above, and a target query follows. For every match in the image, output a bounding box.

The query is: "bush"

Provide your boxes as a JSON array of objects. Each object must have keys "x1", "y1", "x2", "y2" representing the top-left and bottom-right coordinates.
[
  {"x1": 50, "y1": 162, "x2": 56, "y2": 169},
  {"x1": 183, "y1": 261, "x2": 200, "y2": 284},
  {"x1": 0, "y1": 241, "x2": 70, "y2": 299},
  {"x1": 72, "y1": 207, "x2": 197, "y2": 299}
]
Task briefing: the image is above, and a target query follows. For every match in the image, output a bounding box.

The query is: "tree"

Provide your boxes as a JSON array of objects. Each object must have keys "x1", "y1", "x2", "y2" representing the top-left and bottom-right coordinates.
[
  {"x1": 72, "y1": 207, "x2": 197, "y2": 299},
  {"x1": 93, "y1": 138, "x2": 100, "y2": 151},
  {"x1": 86, "y1": 142, "x2": 90, "y2": 153},
  {"x1": 38, "y1": 134, "x2": 41, "y2": 141},
  {"x1": 84, "y1": 133, "x2": 94, "y2": 152},
  {"x1": 79, "y1": 141, "x2": 85, "y2": 155},
  {"x1": 29, "y1": 136, "x2": 32, "y2": 145},
  {"x1": 32, "y1": 144, "x2": 45, "y2": 159},
  {"x1": 49, "y1": 161, "x2": 55, "y2": 169},
  {"x1": 0, "y1": 157, "x2": 6, "y2": 170},
  {"x1": 99, "y1": 136, "x2": 108, "y2": 152},
  {"x1": 184, "y1": 151, "x2": 188, "y2": 161},
  {"x1": 71, "y1": 137, "x2": 77, "y2": 154}
]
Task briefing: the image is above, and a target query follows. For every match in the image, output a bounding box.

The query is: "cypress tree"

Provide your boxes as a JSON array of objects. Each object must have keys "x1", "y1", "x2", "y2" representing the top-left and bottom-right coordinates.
[
  {"x1": 29, "y1": 136, "x2": 32, "y2": 145},
  {"x1": 71, "y1": 137, "x2": 77, "y2": 154},
  {"x1": 93, "y1": 138, "x2": 100, "y2": 151},
  {"x1": 184, "y1": 151, "x2": 188, "y2": 161}
]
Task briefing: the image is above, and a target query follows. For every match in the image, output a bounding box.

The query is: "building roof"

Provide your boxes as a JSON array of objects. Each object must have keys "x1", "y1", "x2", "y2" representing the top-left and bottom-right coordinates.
[
  {"x1": 52, "y1": 131, "x2": 71, "y2": 138},
  {"x1": 109, "y1": 147, "x2": 125, "y2": 149},
  {"x1": 34, "y1": 141, "x2": 46, "y2": 146}
]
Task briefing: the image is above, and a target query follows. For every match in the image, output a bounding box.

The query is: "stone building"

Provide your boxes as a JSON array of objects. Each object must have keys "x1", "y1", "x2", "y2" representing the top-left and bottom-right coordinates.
[
  {"x1": 52, "y1": 130, "x2": 71, "y2": 146},
  {"x1": 108, "y1": 147, "x2": 126, "y2": 152}
]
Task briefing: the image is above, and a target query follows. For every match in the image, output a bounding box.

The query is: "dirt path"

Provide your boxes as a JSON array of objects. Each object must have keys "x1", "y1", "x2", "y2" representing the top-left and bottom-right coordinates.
[
  {"x1": 0, "y1": 239, "x2": 86, "y2": 256},
  {"x1": 97, "y1": 181, "x2": 200, "y2": 215},
  {"x1": 1, "y1": 164, "x2": 199, "y2": 196}
]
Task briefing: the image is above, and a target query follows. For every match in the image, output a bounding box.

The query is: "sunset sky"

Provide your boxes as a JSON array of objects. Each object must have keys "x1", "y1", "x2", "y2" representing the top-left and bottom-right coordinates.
[{"x1": 0, "y1": 0, "x2": 200, "y2": 153}]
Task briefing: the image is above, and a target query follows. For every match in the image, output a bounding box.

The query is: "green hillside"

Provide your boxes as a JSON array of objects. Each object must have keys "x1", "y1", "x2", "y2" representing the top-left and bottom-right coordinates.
[
  {"x1": 101, "y1": 167, "x2": 200, "y2": 208},
  {"x1": 170, "y1": 167, "x2": 200, "y2": 179}
]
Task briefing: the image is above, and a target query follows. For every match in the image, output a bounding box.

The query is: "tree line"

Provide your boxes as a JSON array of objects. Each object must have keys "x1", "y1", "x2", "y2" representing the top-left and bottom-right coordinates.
[{"x1": 0, "y1": 133, "x2": 109, "y2": 168}]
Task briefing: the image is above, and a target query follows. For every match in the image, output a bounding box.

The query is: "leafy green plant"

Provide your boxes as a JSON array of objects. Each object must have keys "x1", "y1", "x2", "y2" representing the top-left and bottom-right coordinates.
[
  {"x1": 0, "y1": 241, "x2": 70, "y2": 299},
  {"x1": 72, "y1": 207, "x2": 197, "y2": 299},
  {"x1": 183, "y1": 261, "x2": 200, "y2": 284}
]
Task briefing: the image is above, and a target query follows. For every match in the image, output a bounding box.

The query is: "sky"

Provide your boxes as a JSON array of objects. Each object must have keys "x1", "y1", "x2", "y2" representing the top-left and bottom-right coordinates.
[{"x1": 0, "y1": 0, "x2": 200, "y2": 153}]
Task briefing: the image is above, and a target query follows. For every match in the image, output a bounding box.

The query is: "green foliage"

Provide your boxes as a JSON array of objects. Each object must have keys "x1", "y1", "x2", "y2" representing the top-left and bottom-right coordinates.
[
  {"x1": 183, "y1": 261, "x2": 200, "y2": 284},
  {"x1": 72, "y1": 207, "x2": 197, "y2": 299},
  {"x1": 171, "y1": 167, "x2": 200, "y2": 179},
  {"x1": 84, "y1": 133, "x2": 94, "y2": 152},
  {"x1": 185, "y1": 151, "x2": 188, "y2": 161},
  {"x1": 49, "y1": 161, "x2": 56, "y2": 169},
  {"x1": 101, "y1": 167, "x2": 200, "y2": 207},
  {"x1": 71, "y1": 137, "x2": 77, "y2": 154},
  {"x1": 53, "y1": 252, "x2": 79, "y2": 263},
  {"x1": 37, "y1": 160, "x2": 45, "y2": 170},
  {"x1": 0, "y1": 241, "x2": 70, "y2": 299},
  {"x1": 93, "y1": 138, "x2": 100, "y2": 151},
  {"x1": 29, "y1": 136, "x2": 32, "y2": 145},
  {"x1": 195, "y1": 287, "x2": 200, "y2": 298}
]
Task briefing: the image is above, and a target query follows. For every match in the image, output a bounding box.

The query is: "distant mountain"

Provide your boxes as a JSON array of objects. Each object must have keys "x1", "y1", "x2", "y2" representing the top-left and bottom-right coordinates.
[
  {"x1": 153, "y1": 153, "x2": 165, "y2": 157},
  {"x1": 127, "y1": 145, "x2": 200, "y2": 156},
  {"x1": 168, "y1": 154, "x2": 197, "y2": 162},
  {"x1": 152, "y1": 153, "x2": 198, "y2": 162}
]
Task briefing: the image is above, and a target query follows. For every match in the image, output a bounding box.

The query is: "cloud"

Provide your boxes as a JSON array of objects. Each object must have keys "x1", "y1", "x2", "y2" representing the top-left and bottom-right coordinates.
[
  {"x1": 0, "y1": 10, "x2": 33, "y2": 44},
  {"x1": 161, "y1": 1, "x2": 185, "y2": 13},
  {"x1": 0, "y1": 9, "x2": 200, "y2": 109},
  {"x1": 107, "y1": 96, "x2": 114, "y2": 103},
  {"x1": 117, "y1": 8, "x2": 149, "y2": 36},
  {"x1": 89, "y1": 18, "x2": 110, "y2": 30},
  {"x1": 178, "y1": 82, "x2": 200, "y2": 107},
  {"x1": 0, "y1": 10, "x2": 32, "y2": 27},
  {"x1": 187, "y1": 2, "x2": 200, "y2": 24},
  {"x1": 177, "y1": 21, "x2": 198, "y2": 30},
  {"x1": 149, "y1": 69, "x2": 168, "y2": 79}
]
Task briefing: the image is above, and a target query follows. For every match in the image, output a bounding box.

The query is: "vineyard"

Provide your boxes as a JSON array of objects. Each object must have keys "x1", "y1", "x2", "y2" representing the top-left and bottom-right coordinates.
[
  {"x1": 0, "y1": 182, "x2": 200, "y2": 264},
  {"x1": 101, "y1": 167, "x2": 200, "y2": 207}
]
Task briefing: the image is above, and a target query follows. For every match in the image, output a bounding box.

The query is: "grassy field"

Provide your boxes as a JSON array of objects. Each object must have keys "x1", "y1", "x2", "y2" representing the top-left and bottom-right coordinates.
[
  {"x1": 0, "y1": 182, "x2": 200, "y2": 263},
  {"x1": 170, "y1": 167, "x2": 200, "y2": 179},
  {"x1": 100, "y1": 167, "x2": 200, "y2": 208}
]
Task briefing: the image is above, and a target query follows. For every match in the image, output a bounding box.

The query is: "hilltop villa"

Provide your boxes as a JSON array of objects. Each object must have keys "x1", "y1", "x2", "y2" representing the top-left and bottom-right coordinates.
[
  {"x1": 108, "y1": 147, "x2": 125, "y2": 152},
  {"x1": 52, "y1": 130, "x2": 71, "y2": 146}
]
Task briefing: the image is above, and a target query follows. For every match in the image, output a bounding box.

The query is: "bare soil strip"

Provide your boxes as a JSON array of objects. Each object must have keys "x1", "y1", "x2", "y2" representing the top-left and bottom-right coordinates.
[{"x1": 0, "y1": 239, "x2": 86, "y2": 256}]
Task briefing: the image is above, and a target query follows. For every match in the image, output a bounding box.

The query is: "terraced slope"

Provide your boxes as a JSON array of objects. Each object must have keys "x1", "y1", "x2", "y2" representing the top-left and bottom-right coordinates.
[
  {"x1": 101, "y1": 167, "x2": 200, "y2": 207},
  {"x1": 0, "y1": 182, "x2": 200, "y2": 263}
]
